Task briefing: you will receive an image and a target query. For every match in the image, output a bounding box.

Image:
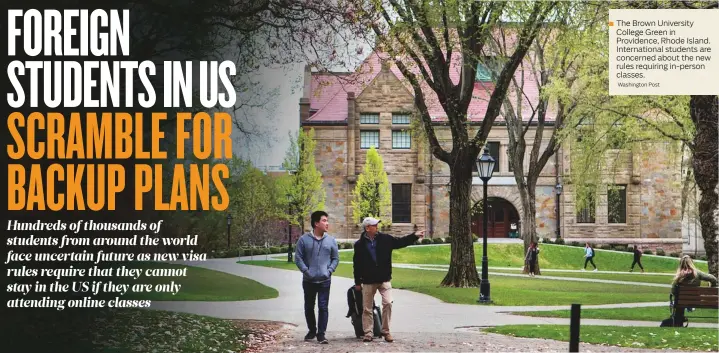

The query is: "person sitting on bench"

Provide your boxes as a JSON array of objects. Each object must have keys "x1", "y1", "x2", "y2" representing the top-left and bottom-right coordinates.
[{"x1": 672, "y1": 255, "x2": 717, "y2": 313}]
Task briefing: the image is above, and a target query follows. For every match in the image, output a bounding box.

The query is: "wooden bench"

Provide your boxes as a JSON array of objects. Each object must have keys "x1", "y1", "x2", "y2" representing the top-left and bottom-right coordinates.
[{"x1": 672, "y1": 286, "x2": 719, "y2": 326}]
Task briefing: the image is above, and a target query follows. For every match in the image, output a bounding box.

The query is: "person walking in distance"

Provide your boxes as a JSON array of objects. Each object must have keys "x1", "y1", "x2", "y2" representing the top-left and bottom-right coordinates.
[
  {"x1": 353, "y1": 217, "x2": 424, "y2": 343},
  {"x1": 524, "y1": 242, "x2": 540, "y2": 277},
  {"x1": 583, "y1": 242, "x2": 597, "y2": 271},
  {"x1": 294, "y1": 211, "x2": 339, "y2": 344},
  {"x1": 630, "y1": 245, "x2": 645, "y2": 273}
]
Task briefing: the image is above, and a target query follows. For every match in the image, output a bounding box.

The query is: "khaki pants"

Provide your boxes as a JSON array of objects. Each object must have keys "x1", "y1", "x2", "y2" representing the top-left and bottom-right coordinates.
[{"x1": 362, "y1": 282, "x2": 392, "y2": 336}]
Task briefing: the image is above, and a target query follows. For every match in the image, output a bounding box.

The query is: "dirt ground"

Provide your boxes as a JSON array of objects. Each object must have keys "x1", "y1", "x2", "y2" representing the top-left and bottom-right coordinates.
[{"x1": 240, "y1": 322, "x2": 689, "y2": 353}]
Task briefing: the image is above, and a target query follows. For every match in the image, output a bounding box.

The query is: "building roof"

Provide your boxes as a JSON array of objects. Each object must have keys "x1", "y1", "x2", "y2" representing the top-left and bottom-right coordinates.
[{"x1": 306, "y1": 47, "x2": 552, "y2": 123}]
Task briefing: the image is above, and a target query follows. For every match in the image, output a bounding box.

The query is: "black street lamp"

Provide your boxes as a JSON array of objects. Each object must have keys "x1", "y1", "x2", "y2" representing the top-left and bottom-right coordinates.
[
  {"x1": 287, "y1": 194, "x2": 294, "y2": 263},
  {"x1": 226, "y1": 213, "x2": 232, "y2": 248},
  {"x1": 555, "y1": 183, "x2": 563, "y2": 240},
  {"x1": 476, "y1": 147, "x2": 495, "y2": 304}
]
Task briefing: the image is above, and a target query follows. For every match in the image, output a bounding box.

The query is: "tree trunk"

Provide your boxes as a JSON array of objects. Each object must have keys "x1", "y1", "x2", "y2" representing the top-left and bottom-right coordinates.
[
  {"x1": 690, "y1": 95, "x2": 718, "y2": 278},
  {"x1": 519, "y1": 185, "x2": 538, "y2": 252},
  {"x1": 441, "y1": 165, "x2": 480, "y2": 287}
]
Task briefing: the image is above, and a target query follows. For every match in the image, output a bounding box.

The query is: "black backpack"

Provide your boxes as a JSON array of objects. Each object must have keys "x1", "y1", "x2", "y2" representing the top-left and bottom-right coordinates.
[{"x1": 346, "y1": 286, "x2": 382, "y2": 338}]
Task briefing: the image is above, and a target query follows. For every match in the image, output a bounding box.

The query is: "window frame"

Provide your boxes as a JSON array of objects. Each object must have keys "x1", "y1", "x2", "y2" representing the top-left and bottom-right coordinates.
[
  {"x1": 392, "y1": 113, "x2": 411, "y2": 125},
  {"x1": 608, "y1": 184, "x2": 627, "y2": 224},
  {"x1": 360, "y1": 113, "x2": 380, "y2": 124},
  {"x1": 391, "y1": 129, "x2": 411, "y2": 149},
  {"x1": 392, "y1": 183, "x2": 412, "y2": 223},
  {"x1": 360, "y1": 130, "x2": 380, "y2": 149},
  {"x1": 576, "y1": 191, "x2": 596, "y2": 224}
]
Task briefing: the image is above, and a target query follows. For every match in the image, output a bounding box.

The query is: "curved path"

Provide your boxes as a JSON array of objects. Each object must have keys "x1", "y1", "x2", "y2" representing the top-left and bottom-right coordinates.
[{"x1": 150, "y1": 258, "x2": 716, "y2": 332}]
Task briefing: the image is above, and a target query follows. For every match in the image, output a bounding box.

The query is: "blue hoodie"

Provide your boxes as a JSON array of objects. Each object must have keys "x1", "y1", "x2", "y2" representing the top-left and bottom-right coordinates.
[{"x1": 294, "y1": 230, "x2": 339, "y2": 283}]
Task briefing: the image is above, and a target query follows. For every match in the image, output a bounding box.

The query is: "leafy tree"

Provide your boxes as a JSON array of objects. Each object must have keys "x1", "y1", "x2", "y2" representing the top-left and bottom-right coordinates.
[
  {"x1": 567, "y1": 0, "x2": 718, "y2": 277},
  {"x1": 352, "y1": 147, "x2": 392, "y2": 228},
  {"x1": 223, "y1": 158, "x2": 285, "y2": 250},
  {"x1": 341, "y1": 0, "x2": 558, "y2": 287},
  {"x1": 281, "y1": 128, "x2": 326, "y2": 232},
  {"x1": 482, "y1": 2, "x2": 608, "y2": 250}
]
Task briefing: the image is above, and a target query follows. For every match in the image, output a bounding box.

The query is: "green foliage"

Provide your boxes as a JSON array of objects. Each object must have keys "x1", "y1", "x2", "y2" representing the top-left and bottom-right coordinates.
[
  {"x1": 421, "y1": 238, "x2": 433, "y2": 245},
  {"x1": 281, "y1": 128, "x2": 326, "y2": 231},
  {"x1": 352, "y1": 147, "x2": 392, "y2": 227},
  {"x1": 643, "y1": 249, "x2": 654, "y2": 255},
  {"x1": 225, "y1": 158, "x2": 285, "y2": 249},
  {"x1": 432, "y1": 237, "x2": 445, "y2": 244}
]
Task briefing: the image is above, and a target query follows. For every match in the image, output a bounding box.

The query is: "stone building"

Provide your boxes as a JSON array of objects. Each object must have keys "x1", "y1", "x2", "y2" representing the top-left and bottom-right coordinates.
[{"x1": 298, "y1": 52, "x2": 685, "y2": 253}]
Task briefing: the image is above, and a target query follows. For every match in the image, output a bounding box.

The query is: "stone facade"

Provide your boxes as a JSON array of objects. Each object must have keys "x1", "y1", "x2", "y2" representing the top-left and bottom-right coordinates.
[{"x1": 300, "y1": 65, "x2": 685, "y2": 253}]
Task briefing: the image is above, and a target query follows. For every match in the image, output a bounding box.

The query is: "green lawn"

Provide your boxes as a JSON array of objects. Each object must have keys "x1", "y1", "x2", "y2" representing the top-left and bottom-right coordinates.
[
  {"x1": 491, "y1": 268, "x2": 674, "y2": 284},
  {"x1": 485, "y1": 325, "x2": 719, "y2": 351},
  {"x1": 514, "y1": 307, "x2": 719, "y2": 324},
  {"x1": 246, "y1": 260, "x2": 669, "y2": 306},
  {"x1": 120, "y1": 262, "x2": 278, "y2": 301},
  {"x1": 337, "y1": 243, "x2": 709, "y2": 273}
]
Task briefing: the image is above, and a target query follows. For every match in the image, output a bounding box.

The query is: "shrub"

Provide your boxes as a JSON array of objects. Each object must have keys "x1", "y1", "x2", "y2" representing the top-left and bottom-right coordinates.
[
  {"x1": 445, "y1": 236, "x2": 452, "y2": 244},
  {"x1": 656, "y1": 248, "x2": 666, "y2": 256},
  {"x1": 270, "y1": 246, "x2": 282, "y2": 254},
  {"x1": 472, "y1": 234, "x2": 479, "y2": 243},
  {"x1": 433, "y1": 237, "x2": 444, "y2": 244},
  {"x1": 669, "y1": 252, "x2": 681, "y2": 258},
  {"x1": 344, "y1": 242, "x2": 354, "y2": 249},
  {"x1": 554, "y1": 238, "x2": 565, "y2": 245},
  {"x1": 541, "y1": 237, "x2": 551, "y2": 244},
  {"x1": 643, "y1": 249, "x2": 653, "y2": 255},
  {"x1": 699, "y1": 255, "x2": 708, "y2": 261},
  {"x1": 570, "y1": 241, "x2": 581, "y2": 247},
  {"x1": 421, "y1": 238, "x2": 433, "y2": 245},
  {"x1": 612, "y1": 245, "x2": 628, "y2": 252},
  {"x1": 414, "y1": 240, "x2": 421, "y2": 246}
]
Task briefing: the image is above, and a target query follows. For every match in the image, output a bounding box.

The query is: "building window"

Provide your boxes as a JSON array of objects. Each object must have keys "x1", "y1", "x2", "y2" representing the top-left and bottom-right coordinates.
[
  {"x1": 392, "y1": 113, "x2": 411, "y2": 124},
  {"x1": 476, "y1": 56, "x2": 500, "y2": 82},
  {"x1": 608, "y1": 185, "x2": 627, "y2": 223},
  {"x1": 576, "y1": 191, "x2": 596, "y2": 223},
  {"x1": 392, "y1": 130, "x2": 411, "y2": 149},
  {"x1": 360, "y1": 113, "x2": 379, "y2": 124},
  {"x1": 392, "y1": 184, "x2": 412, "y2": 223},
  {"x1": 487, "y1": 142, "x2": 500, "y2": 173},
  {"x1": 360, "y1": 130, "x2": 380, "y2": 149}
]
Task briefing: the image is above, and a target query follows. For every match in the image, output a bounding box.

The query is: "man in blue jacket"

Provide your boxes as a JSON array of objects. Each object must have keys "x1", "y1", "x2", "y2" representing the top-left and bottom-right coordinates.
[
  {"x1": 294, "y1": 210, "x2": 339, "y2": 344},
  {"x1": 353, "y1": 217, "x2": 424, "y2": 343}
]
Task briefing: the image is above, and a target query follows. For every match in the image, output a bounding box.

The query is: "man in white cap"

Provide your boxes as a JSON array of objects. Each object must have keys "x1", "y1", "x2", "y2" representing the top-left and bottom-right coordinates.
[{"x1": 353, "y1": 217, "x2": 424, "y2": 343}]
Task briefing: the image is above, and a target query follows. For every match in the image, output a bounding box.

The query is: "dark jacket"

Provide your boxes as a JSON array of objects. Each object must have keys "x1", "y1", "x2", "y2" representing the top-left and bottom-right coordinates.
[{"x1": 353, "y1": 231, "x2": 418, "y2": 285}]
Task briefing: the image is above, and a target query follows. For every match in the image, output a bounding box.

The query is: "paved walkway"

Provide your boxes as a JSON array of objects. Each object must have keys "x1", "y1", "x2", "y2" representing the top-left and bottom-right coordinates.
[{"x1": 151, "y1": 258, "x2": 717, "y2": 332}]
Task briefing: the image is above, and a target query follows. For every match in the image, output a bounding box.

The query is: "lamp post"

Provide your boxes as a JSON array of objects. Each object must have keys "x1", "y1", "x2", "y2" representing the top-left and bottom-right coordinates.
[
  {"x1": 226, "y1": 213, "x2": 232, "y2": 248},
  {"x1": 555, "y1": 183, "x2": 563, "y2": 240},
  {"x1": 476, "y1": 147, "x2": 495, "y2": 304},
  {"x1": 287, "y1": 194, "x2": 293, "y2": 263}
]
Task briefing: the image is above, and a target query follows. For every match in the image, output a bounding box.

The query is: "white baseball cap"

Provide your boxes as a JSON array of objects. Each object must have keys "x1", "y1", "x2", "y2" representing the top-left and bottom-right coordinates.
[{"x1": 362, "y1": 217, "x2": 381, "y2": 228}]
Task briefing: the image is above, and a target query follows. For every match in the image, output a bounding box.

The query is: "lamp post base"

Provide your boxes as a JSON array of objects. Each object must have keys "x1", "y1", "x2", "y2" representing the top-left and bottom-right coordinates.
[{"x1": 477, "y1": 279, "x2": 492, "y2": 304}]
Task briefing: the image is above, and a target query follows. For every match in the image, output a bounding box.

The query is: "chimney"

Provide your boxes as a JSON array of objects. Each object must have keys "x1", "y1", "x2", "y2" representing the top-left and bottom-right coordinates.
[
  {"x1": 299, "y1": 64, "x2": 312, "y2": 123},
  {"x1": 381, "y1": 60, "x2": 391, "y2": 73},
  {"x1": 302, "y1": 64, "x2": 312, "y2": 100}
]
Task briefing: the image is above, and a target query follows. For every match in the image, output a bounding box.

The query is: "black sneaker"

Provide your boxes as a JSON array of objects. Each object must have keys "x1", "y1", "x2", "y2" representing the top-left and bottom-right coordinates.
[
  {"x1": 304, "y1": 331, "x2": 316, "y2": 341},
  {"x1": 317, "y1": 334, "x2": 328, "y2": 344}
]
